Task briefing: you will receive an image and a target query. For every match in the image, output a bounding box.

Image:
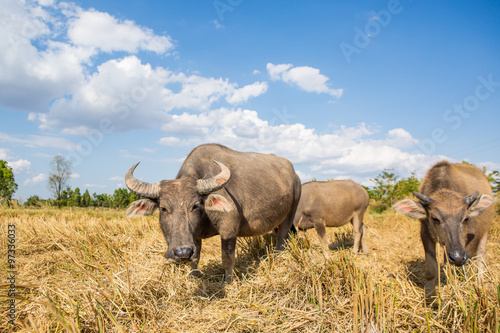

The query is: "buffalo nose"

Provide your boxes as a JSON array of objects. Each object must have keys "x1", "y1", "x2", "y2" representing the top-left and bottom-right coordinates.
[
  {"x1": 174, "y1": 247, "x2": 194, "y2": 260},
  {"x1": 448, "y1": 250, "x2": 467, "y2": 266}
]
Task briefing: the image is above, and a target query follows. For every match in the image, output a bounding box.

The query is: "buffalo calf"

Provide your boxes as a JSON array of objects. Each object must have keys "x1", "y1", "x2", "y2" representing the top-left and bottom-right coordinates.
[
  {"x1": 393, "y1": 161, "x2": 494, "y2": 298},
  {"x1": 294, "y1": 180, "x2": 370, "y2": 254}
]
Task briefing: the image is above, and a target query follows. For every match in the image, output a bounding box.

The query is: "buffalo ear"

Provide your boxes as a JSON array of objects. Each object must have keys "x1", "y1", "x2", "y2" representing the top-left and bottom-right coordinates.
[
  {"x1": 126, "y1": 199, "x2": 159, "y2": 217},
  {"x1": 467, "y1": 194, "x2": 494, "y2": 218},
  {"x1": 392, "y1": 199, "x2": 427, "y2": 220},
  {"x1": 205, "y1": 194, "x2": 233, "y2": 213}
]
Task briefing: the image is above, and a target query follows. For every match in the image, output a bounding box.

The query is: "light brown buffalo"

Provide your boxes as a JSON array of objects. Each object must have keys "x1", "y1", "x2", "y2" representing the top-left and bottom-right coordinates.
[
  {"x1": 293, "y1": 180, "x2": 370, "y2": 254},
  {"x1": 393, "y1": 161, "x2": 494, "y2": 298}
]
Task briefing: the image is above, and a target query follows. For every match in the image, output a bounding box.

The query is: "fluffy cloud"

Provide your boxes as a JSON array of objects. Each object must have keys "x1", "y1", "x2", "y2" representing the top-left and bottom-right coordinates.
[
  {"x1": 9, "y1": 159, "x2": 31, "y2": 173},
  {"x1": 0, "y1": 0, "x2": 173, "y2": 116},
  {"x1": 267, "y1": 63, "x2": 343, "y2": 97},
  {"x1": 24, "y1": 173, "x2": 47, "y2": 185},
  {"x1": 67, "y1": 9, "x2": 174, "y2": 54},
  {"x1": 2, "y1": 1, "x2": 269, "y2": 133},
  {"x1": 226, "y1": 82, "x2": 268, "y2": 104},
  {"x1": 27, "y1": 55, "x2": 268, "y2": 133},
  {"x1": 159, "y1": 107, "x2": 444, "y2": 178},
  {"x1": 0, "y1": 149, "x2": 30, "y2": 173},
  {"x1": 0, "y1": 148, "x2": 10, "y2": 160}
]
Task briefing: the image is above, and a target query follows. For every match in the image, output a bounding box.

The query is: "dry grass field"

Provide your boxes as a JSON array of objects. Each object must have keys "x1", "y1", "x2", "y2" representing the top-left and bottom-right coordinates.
[{"x1": 1, "y1": 205, "x2": 499, "y2": 332}]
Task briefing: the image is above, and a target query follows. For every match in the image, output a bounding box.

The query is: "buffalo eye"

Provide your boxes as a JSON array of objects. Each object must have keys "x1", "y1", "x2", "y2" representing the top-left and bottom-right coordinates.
[
  {"x1": 160, "y1": 207, "x2": 169, "y2": 213},
  {"x1": 463, "y1": 217, "x2": 470, "y2": 223},
  {"x1": 432, "y1": 217, "x2": 441, "y2": 224},
  {"x1": 192, "y1": 203, "x2": 201, "y2": 211}
]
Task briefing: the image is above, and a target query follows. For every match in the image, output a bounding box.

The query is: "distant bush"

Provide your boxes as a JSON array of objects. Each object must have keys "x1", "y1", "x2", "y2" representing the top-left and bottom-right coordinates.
[
  {"x1": 24, "y1": 195, "x2": 42, "y2": 207},
  {"x1": 368, "y1": 170, "x2": 421, "y2": 213}
]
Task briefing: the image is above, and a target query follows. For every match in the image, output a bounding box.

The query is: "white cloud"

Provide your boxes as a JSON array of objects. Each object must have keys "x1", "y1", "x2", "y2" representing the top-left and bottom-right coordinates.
[
  {"x1": 266, "y1": 63, "x2": 343, "y2": 97},
  {"x1": 0, "y1": 0, "x2": 173, "y2": 116},
  {"x1": 478, "y1": 162, "x2": 500, "y2": 172},
  {"x1": 67, "y1": 9, "x2": 174, "y2": 54},
  {"x1": 24, "y1": 173, "x2": 47, "y2": 185},
  {"x1": 28, "y1": 55, "x2": 268, "y2": 133},
  {"x1": 267, "y1": 63, "x2": 293, "y2": 80},
  {"x1": 109, "y1": 176, "x2": 123, "y2": 181},
  {"x1": 0, "y1": 132, "x2": 82, "y2": 151},
  {"x1": 159, "y1": 108, "x2": 447, "y2": 178},
  {"x1": 295, "y1": 170, "x2": 313, "y2": 182},
  {"x1": 84, "y1": 183, "x2": 106, "y2": 188},
  {"x1": 226, "y1": 82, "x2": 268, "y2": 104},
  {"x1": 2, "y1": 1, "x2": 268, "y2": 133},
  {"x1": 0, "y1": 149, "x2": 30, "y2": 173},
  {"x1": 252, "y1": 69, "x2": 261, "y2": 75},
  {"x1": 70, "y1": 173, "x2": 80, "y2": 179},
  {"x1": 0, "y1": 148, "x2": 10, "y2": 160},
  {"x1": 159, "y1": 137, "x2": 182, "y2": 146},
  {"x1": 9, "y1": 159, "x2": 31, "y2": 173}
]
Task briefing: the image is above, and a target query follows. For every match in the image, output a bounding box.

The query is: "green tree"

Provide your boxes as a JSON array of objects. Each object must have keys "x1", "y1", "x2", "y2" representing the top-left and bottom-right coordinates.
[
  {"x1": 68, "y1": 187, "x2": 81, "y2": 207},
  {"x1": 82, "y1": 189, "x2": 92, "y2": 207},
  {"x1": 24, "y1": 195, "x2": 41, "y2": 207},
  {"x1": 483, "y1": 168, "x2": 500, "y2": 195},
  {"x1": 48, "y1": 155, "x2": 72, "y2": 206},
  {"x1": 112, "y1": 188, "x2": 131, "y2": 208},
  {"x1": 60, "y1": 187, "x2": 74, "y2": 206},
  {"x1": 370, "y1": 169, "x2": 398, "y2": 202},
  {"x1": 93, "y1": 193, "x2": 112, "y2": 207},
  {"x1": 0, "y1": 160, "x2": 18, "y2": 203},
  {"x1": 395, "y1": 172, "x2": 421, "y2": 197},
  {"x1": 369, "y1": 169, "x2": 421, "y2": 212}
]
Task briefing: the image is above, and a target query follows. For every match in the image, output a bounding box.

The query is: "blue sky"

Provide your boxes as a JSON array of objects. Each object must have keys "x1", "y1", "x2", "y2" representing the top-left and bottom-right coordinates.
[{"x1": 1, "y1": 0, "x2": 499, "y2": 200}]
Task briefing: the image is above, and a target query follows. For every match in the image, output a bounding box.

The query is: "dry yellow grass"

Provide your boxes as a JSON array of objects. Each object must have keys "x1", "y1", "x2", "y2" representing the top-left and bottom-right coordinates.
[{"x1": 1, "y1": 206, "x2": 499, "y2": 332}]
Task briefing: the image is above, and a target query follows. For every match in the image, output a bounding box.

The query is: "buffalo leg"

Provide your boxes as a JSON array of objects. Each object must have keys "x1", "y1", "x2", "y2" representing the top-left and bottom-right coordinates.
[
  {"x1": 314, "y1": 219, "x2": 330, "y2": 251},
  {"x1": 421, "y1": 225, "x2": 438, "y2": 299},
  {"x1": 474, "y1": 232, "x2": 489, "y2": 282},
  {"x1": 189, "y1": 238, "x2": 202, "y2": 277},
  {"x1": 360, "y1": 223, "x2": 369, "y2": 254},
  {"x1": 221, "y1": 237, "x2": 237, "y2": 283},
  {"x1": 275, "y1": 206, "x2": 298, "y2": 251},
  {"x1": 352, "y1": 215, "x2": 363, "y2": 254}
]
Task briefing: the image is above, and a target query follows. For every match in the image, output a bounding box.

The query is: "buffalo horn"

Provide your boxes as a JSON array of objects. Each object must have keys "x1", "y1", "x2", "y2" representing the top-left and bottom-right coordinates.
[
  {"x1": 464, "y1": 191, "x2": 479, "y2": 208},
  {"x1": 412, "y1": 191, "x2": 433, "y2": 205},
  {"x1": 197, "y1": 160, "x2": 231, "y2": 195},
  {"x1": 125, "y1": 162, "x2": 160, "y2": 198}
]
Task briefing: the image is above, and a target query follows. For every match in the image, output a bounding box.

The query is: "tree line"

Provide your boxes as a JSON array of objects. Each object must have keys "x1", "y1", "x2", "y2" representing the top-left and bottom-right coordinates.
[
  {"x1": 1, "y1": 156, "x2": 499, "y2": 211},
  {"x1": 24, "y1": 187, "x2": 139, "y2": 208}
]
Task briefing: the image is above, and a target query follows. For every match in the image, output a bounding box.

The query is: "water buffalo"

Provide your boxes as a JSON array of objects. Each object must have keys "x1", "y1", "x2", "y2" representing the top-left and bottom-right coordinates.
[
  {"x1": 125, "y1": 144, "x2": 301, "y2": 282},
  {"x1": 392, "y1": 161, "x2": 494, "y2": 298},
  {"x1": 293, "y1": 180, "x2": 370, "y2": 254}
]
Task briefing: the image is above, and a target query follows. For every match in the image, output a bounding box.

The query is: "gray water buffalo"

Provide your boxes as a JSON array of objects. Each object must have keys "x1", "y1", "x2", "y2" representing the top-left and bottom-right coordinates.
[
  {"x1": 293, "y1": 180, "x2": 370, "y2": 254},
  {"x1": 392, "y1": 161, "x2": 494, "y2": 298},
  {"x1": 125, "y1": 144, "x2": 301, "y2": 282}
]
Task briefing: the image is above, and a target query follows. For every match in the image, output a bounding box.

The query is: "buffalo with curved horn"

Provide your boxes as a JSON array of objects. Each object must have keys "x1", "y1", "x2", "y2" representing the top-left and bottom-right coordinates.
[{"x1": 125, "y1": 144, "x2": 301, "y2": 282}]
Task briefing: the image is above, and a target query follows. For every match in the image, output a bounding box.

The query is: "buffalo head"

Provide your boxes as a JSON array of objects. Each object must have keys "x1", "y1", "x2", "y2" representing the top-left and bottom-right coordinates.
[
  {"x1": 393, "y1": 190, "x2": 493, "y2": 266},
  {"x1": 125, "y1": 160, "x2": 233, "y2": 264}
]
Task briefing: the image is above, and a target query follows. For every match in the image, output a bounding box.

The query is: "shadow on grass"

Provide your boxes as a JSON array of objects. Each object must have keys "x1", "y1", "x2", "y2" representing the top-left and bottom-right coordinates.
[
  {"x1": 403, "y1": 258, "x2": 448, "y2": 290},
  {"x1": 403, "y1": 258, "x2": 426, "y2": 289},
  {"x1": 294, "y1": 226, "x2": 356, "y2": 252},
  {"x1": 329, "y1": 227, "x2": 354, "y2": 252},
  {"x1": 192, "y1": 234, "x2": 275, "y2": 299}
]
